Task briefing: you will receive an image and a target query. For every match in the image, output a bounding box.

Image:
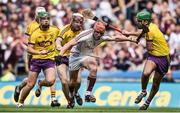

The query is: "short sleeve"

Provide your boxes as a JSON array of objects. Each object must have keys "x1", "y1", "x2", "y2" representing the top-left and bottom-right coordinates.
[
  {"x1": 146, "y1": 24, "x2": 158, "y2": 40},
  {"x1": 75, "y1": 29, "x2": 93, "y2": 42},
  {"x1": 25, "y1": 24, "x2": 31, "y2": 36},
  {"x1": 56, "y1": 27, "x2": 61, "y2": 37},
  {"x1": 28, "y1": 33, "x2": 36, "y2": 45},
  {"x1": 59, "y1": 25, "x2": 70, "y2": 39}
]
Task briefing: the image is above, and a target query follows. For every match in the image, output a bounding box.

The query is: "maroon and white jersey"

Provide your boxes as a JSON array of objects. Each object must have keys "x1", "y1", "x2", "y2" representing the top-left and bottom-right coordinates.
[{"x1": 70, "y1": 29, "x2": 110, "y2": 56}]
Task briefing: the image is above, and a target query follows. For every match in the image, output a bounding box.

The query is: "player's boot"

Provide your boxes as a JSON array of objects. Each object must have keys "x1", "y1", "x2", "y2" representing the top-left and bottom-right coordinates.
[
  {"x1": 51, "y1": 100, "x2": 61, "y2": 107},
  {"x1": 66, "y1": 103, "x2": 74, "y2": 109},
  {"x1": 14, "y1": 86, "x2": 20, "y2": 102},
  {"x1": 75, "y1": 93, "x2": 83, "y2": 106},
  {"x1": 17, "y1": 103, "x2": 24, "y2": 108},
  {"x1": 66, "y1": 96, "x2": 75, "y2": 109},
  {"x1": 35, "y1": 80, "x2": 42, "y2": 97},
  {"x1": 85, "y1": 95, "x2": 96, "y2": 102},
  {"x1": 139, "y1": 103, "x2": 149, "y2": 110},
  {"x1": 135, "y1": 92, "x2": 147, "y2": 104}
]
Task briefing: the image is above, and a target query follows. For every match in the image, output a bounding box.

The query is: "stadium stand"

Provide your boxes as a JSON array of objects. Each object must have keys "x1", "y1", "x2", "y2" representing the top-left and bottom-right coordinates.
[{"x1": 0, "y1": 0, "x2": 179, "y2": 82}]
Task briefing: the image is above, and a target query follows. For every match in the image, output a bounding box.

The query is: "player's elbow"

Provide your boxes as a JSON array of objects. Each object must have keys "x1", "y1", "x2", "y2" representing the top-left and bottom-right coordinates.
[{"x1": 27, "y1": 47, "x2": 32, "y2": 54}]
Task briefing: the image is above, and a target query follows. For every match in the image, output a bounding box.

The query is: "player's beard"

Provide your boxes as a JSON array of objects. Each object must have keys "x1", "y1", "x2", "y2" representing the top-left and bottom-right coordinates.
[
  {"x1": 93, "y1": 33, "x2": 101, "y2": 40},
  {"x1": 74, "y1": 26, "x2": 81, "y2": 31},
  {"x1": 41, "y1": 24, "x2": 50, "y2": 30},
  {"x1": 71, "y1": 23, "x2": 82, "y2": 31},
  {"x1": 42, "y1": 24, "x2": 49, "y2": 29}
]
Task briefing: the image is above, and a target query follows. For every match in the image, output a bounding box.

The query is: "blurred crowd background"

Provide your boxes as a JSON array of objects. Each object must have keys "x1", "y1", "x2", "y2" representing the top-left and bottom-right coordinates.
[{"x1": 0, "y1": 0, "x2": 179, "y2": 82}]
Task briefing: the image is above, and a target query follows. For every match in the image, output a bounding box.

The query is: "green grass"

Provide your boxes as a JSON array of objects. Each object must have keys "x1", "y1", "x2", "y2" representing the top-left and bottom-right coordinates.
[{"x1": 0, "y1": 106, "x2": 180, "y2": 112}]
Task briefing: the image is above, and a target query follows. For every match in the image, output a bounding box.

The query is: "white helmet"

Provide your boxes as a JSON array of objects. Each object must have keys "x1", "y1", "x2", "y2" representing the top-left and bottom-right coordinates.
[
  {"x1": 72, "y1": 13, "x2": 83, "y2": 18},
  {"x1": 35, "y1": 7, "x2": 46, "y2": 17}
]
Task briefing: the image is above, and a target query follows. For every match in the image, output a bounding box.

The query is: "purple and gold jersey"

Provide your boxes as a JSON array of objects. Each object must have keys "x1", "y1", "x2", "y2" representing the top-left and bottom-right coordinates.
[
  {"x1": 29, "y1": 26, "x2": 60, "y2": 60},
  {"x1": 55, "y1": 24, "x2": 82, "y2": 56},
  {"x1": 25, "y1": 20, "x2": 39, "y2": 36},
  {"x1": 145, "y1": 23, "x2": 169, "y2": 56}
]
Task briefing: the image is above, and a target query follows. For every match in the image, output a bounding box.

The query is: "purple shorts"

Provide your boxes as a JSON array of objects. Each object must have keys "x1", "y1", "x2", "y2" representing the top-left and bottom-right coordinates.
[
  {"x1": 147, "y1": 55, "x2": 170, "y2": 75},
  {"x1": 30, "y1": 59, "x2": 55, "y2": 72},
  {"x1": 55, "y1": 55, "x2": 69, "y2": 66}
]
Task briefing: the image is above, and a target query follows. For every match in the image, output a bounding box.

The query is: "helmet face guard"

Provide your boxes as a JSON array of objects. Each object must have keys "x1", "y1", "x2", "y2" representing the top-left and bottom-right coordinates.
[
  {"x1": 136, "y1": 10, "x2": 152, "y2": 29},
  {"x1": 38, "y1": 12, "x2": 50, "y2": 29},
  {"x1": 93, "y1": 21, "x2": 106, "y2": 33},
  {"x1": 71, "y1": 13, "x2": 84, "y2": 31},
  {"x1": 136, "y1": 19, "x2": 144, "y2": 29},
  {"x1": 93, "y1": 22, "x2": 106, "y2": 40}
]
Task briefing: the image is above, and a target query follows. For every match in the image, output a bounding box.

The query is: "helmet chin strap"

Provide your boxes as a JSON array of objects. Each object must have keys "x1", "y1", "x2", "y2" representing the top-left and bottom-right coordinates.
[
  {"x1": 137, "y1": 24, "x2": 149, "y2": 33},
  {"x1": 142, "y1": 25, "x2": 149, "y2": 33},
  {"x1": 137, "y1": 20, "x2": 150, "y2": 33}
]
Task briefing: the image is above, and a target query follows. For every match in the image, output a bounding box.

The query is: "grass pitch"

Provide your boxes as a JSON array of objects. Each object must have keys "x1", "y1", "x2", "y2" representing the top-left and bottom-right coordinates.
[{"x1": 0, "y1": 106, "x2": 180, "y2": 112}]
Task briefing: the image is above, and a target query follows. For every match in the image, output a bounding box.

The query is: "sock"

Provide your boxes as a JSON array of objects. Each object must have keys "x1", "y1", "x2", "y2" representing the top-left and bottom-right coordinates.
[
  {"x1": 74, "y1": 83, "x2": 81, "y2": 95},
  {"x1": 145, "y1": 100, "x2": 150, "y2": 105},
  {"x1": 51, "y1": 90, "x2": 56, "y2": 101},
  {"x1": 16, "y1": 86, "x2": 20, "y2": 93},
  {"x1": 40, "y1": 80, "x2": 47, "y2": 87},
  {"x1": 69, "y1": 86, "x2": 74, "y2": 94},
  {"x1": 86, "y1": 76, "x2": 96, "y2": 95},
  {"x1": 67, "y1": 96, "x2": 72, "y2": 104},
  {"x1": 68, "y1": 86, "x2": 74, "y2": 104},
  {"x1": 85, "y1": 91, "x2": 91, "y2": 96},
  {"x1": 19, "y1": 78, "x2": 28, "y2": 90},
  {"x1": 75, "y1": 92, "x2": 79, "y2": 96},
  {"x1": 142, "y1": 89, "x2": 147, "y2": 94}
]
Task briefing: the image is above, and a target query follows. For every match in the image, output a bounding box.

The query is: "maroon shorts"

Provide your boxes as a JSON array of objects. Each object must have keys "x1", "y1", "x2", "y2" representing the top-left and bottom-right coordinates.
[
  {"x1": 147, "y1": 55, "x2": 170, "y2": 75},
  {"x1": 30, "y1": 59, "x2": 55, "y2": 72}
]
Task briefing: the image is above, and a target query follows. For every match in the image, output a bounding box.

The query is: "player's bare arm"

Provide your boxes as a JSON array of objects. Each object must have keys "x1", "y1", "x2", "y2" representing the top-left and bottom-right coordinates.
[
  {"x1": 27, "y1": 44, "x2": 48, "y2": 55},
  {"x1": 104, "y1": 33, "x2": 137, "y2": 43},
  {"x1": 146, "y1": 40, "x2": 153, "y2": 51},
  {"x1": 55, "y1": 36, "x2": 63, "y2": 51},
  {"x1": 114, "y1": 34, "x2": 138, "y2": 43},
  {"x1": 59, "y1": 38, "x2": 78, "y2": 56},
  {"x1": 122, "y1": 29, "x2": 143, "y2": 37}
]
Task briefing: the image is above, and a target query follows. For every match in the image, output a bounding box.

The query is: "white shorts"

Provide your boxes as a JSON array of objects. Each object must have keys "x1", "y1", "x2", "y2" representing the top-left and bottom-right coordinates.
[{"x1": 69, "y1": 54, "x2": 90, "y2": 71}]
